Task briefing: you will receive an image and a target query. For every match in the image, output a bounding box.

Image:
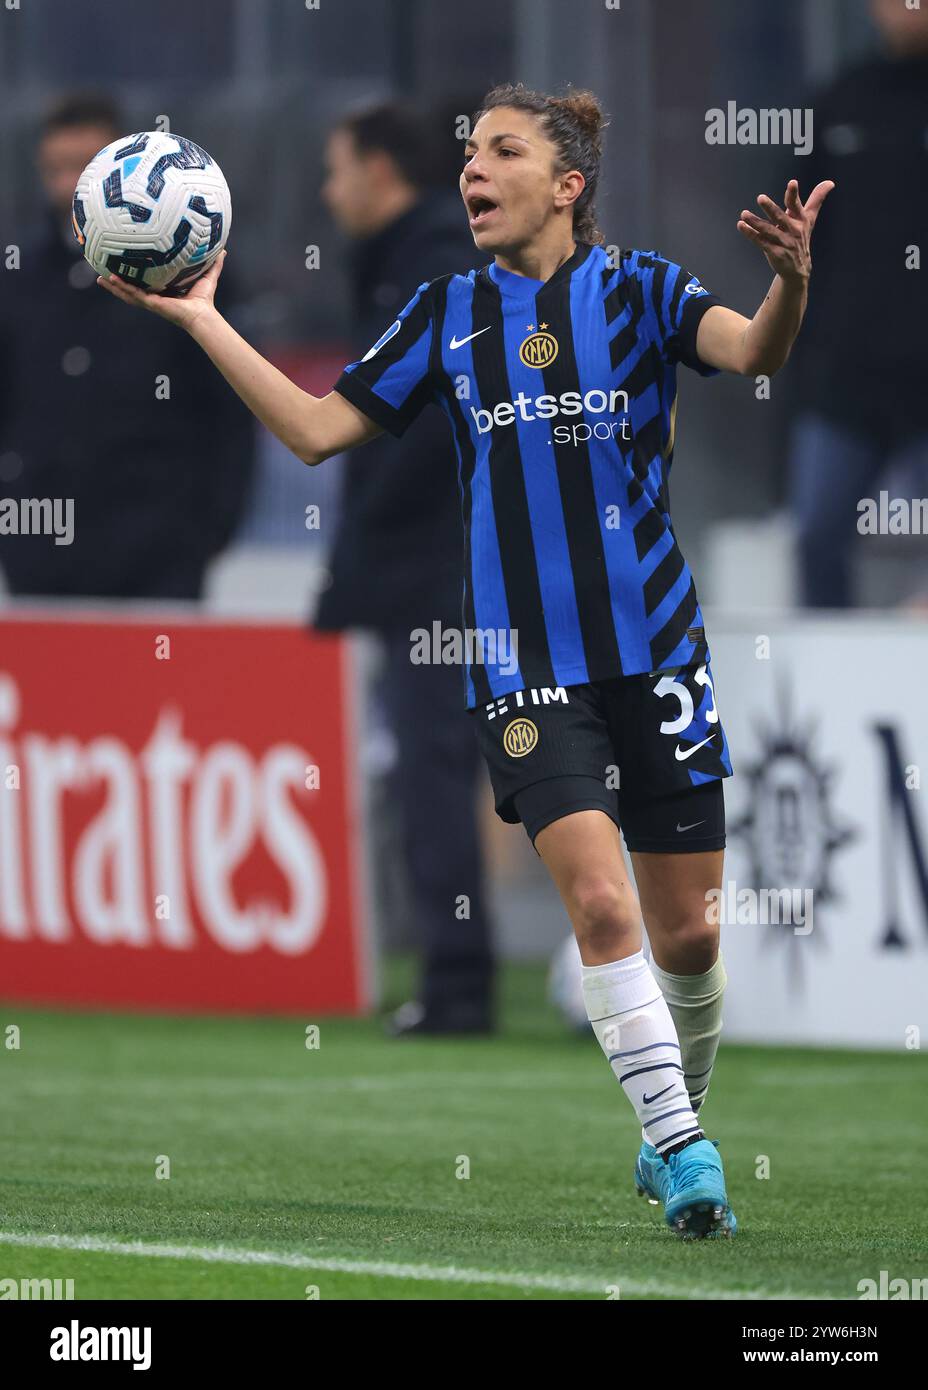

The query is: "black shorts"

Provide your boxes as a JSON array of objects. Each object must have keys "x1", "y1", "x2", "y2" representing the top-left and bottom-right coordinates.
[{"x1": 470, "y1": 666, "x2": 732, "y2": 853}]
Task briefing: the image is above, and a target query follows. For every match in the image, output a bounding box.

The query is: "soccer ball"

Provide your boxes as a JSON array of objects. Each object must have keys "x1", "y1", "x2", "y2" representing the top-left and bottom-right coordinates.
[
  {"x1": 71, "y1": 131, "x2": 231, "y2": 294},
  {"x1": 547, "y1": 933, "x2": 591, "y2": 1033}
]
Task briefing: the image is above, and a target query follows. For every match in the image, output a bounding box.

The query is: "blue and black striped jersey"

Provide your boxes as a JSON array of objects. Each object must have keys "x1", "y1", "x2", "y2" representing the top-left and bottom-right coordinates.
[{"x1": 333, "y1": 240, "x2": 722, "y2": 709}]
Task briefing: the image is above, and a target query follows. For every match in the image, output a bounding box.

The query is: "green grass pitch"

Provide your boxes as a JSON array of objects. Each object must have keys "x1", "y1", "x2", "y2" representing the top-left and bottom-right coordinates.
[{"x1": 0, "y1": 957, "x2": 923, "y2": 1301}]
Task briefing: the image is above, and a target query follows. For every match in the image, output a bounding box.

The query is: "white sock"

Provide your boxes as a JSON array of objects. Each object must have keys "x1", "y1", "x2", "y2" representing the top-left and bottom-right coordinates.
[
  {"x1": 650, "y1": 952, "x2": 727, "y2": 1114},
  {"x1": 582, "y1": 950, "x2": 702, "y2": 1155}
]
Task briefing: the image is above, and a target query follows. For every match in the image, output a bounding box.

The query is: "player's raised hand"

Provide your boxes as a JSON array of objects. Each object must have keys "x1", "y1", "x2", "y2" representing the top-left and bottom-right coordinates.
[
  {"x1": 736, "y1": 180, "x2": 834, "y2": 285},
  {"x1": 96, "y1": 248, "x2": 227, "y2": 329}
]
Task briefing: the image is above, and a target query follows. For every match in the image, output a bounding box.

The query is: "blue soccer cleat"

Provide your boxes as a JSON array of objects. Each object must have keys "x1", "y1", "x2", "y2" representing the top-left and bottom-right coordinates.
[
  {"x1": 664, "y1": 1138, "x2": 737, "y2": 1239},
  {"x1": 634, "y1": 1140, "x2": 673, "y2": 1209}
]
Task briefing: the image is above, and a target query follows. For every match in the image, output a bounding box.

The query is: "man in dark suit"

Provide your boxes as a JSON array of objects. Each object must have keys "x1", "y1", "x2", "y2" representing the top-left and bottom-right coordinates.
[
  {"x1": 319, "y1": 101, "x2": 495, "y2": 1034},
  {"x1": 785, "y1": 0, "x2": 928, "y2": 607},
  {"x1": 0, "y1": 93, "x2": 254, "y2": 599}
]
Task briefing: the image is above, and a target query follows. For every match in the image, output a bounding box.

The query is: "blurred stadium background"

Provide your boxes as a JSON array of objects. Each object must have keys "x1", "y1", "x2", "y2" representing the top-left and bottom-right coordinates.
[{"x1": 0, "y1": 0, "x2": 925, "y2": 1302}]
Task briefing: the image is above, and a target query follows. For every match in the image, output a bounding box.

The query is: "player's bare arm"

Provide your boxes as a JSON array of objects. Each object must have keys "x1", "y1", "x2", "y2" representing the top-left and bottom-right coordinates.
[
  {"x1": 695, "y1": 177, "x2": 835, "y2": 377},
  {"x1": 96, "y1": 250, "x2": 383, "y2": 466}
]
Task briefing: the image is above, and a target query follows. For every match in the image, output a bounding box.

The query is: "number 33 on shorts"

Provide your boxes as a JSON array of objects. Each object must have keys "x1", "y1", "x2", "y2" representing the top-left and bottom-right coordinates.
[{"x1": 649, "y1": 663, "x2": 732, "y2": 783}]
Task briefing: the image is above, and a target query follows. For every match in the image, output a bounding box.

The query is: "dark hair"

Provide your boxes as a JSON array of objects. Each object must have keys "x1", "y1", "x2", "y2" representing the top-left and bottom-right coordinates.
[
  {"x1": 42, "y1": 92, "x2": 123, "y2": 138},
  {"x1": 336, "y1": 101, "x2": 437, "y2": 191},
  {"x1": 472, "y1": 82, "x2": 609, "y2": 245}
]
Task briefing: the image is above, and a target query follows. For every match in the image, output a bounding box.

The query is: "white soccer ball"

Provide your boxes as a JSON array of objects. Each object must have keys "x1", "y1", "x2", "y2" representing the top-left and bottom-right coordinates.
[
  {"x1": 547, "y1": 933, "x2": 591, "y2": 1033},
  {"x1": 71, "y1": 131, "x2": 231, "y2": 294}
]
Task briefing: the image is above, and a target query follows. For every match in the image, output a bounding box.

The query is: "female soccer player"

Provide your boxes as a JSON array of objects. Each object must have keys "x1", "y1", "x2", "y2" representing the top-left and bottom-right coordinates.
[{"x1": 98, "y1": 83, "x2": 832, "y2": 1240}]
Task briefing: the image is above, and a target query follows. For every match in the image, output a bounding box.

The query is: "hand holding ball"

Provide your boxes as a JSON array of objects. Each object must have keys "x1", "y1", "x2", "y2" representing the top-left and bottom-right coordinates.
[{"x1": 72, "y1": 131, "x2": 231, "y2": 296}]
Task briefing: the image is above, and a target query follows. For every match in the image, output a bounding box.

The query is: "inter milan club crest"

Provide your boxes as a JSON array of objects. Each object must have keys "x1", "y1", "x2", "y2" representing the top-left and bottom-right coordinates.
[
  {"x1": 729, "y1": 679, "x2": 858, "y2": 985},
  {"x1": 503, "y1": 717, "x2": 539, "y2": 757},
  {"x1": 519, "y1": 324, "x2": 558, "y2": 369}
]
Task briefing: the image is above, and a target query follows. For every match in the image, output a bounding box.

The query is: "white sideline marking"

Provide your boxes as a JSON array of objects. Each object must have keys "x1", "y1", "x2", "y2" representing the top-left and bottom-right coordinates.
[
  {"x1": 9, "y1": 1070, "x2": 599, "y2": 1095},
  {"x1": 0, "y1": 1232, "x2": 823, "y2": 1300}
]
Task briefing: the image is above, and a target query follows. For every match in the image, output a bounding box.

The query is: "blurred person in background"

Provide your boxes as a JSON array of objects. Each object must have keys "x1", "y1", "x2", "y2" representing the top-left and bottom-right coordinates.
[
  {"x1": 318, "y1": 100, "x2": 495, "y2": 1036},
  {"x1": 0, "y1": 92, "x2": 254, "y2": 600},
  {"x1": 787, "y1": 0, "x2": 928, "y2": 607}
]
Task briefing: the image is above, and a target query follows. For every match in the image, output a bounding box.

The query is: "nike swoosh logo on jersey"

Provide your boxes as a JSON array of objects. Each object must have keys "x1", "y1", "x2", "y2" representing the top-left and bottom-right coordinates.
[
  {"x1": 449, "y1": 327, "x2": 493, "y2": 350},
  {"x1": 676, "y1": 820, "x2": 706, "y2": 833},
  {"x1": 642, "y1": 1083, "x2": 676, "y2": 1104},
  {"x1": 674, "y1": 734, "x2": 716, "y2": 761}
]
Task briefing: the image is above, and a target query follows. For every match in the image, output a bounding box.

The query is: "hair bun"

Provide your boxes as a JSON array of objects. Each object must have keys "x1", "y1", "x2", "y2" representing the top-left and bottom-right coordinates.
[{"x1": 552, "y1": 89, "x2": 607, "y2": 145}]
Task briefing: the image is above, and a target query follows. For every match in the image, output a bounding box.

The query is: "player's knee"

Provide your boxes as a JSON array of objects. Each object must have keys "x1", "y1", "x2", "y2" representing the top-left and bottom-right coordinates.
[
  {"x1": 662, "y1": 915, "x2": 719, "y2": 972},
  {"x1": 569, "y1": 876, "x2": 635, "y2": 956}
]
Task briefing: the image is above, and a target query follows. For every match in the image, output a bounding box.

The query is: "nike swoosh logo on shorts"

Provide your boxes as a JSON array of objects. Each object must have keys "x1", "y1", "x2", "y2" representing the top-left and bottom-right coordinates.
[
  {"x1": 674, "y1": 734, "x2": 716, "y2": 761},
  {"x1": 449, "y1": 327, "x2": 492, "y2": 350},
  {"x1": 676, "y1": 820, "x2": 705, "y2": 833},
  {"x1": 642, "y1": 1083, "x2": 676, "y2": 1104}
]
